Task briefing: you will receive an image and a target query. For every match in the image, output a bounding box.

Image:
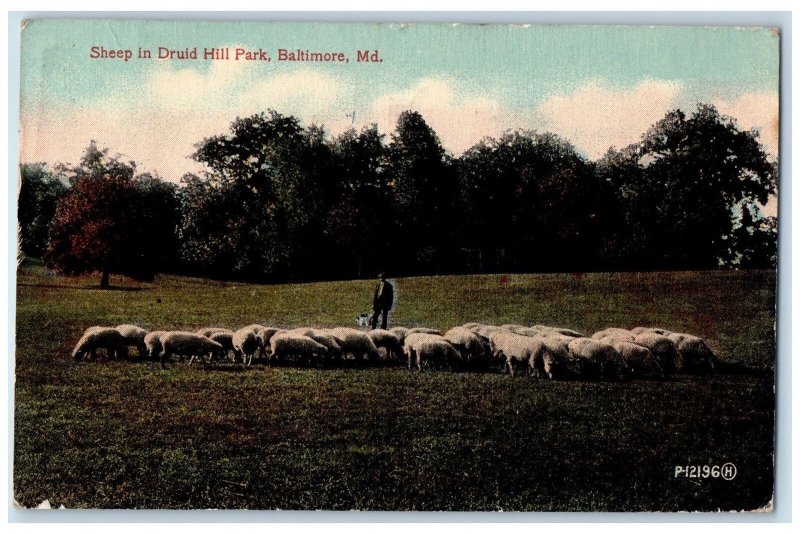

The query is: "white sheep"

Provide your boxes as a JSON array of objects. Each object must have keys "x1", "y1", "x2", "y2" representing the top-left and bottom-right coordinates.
[
  {"x1": 591, "y1": 327, "x2": 635, "y2": 342},
  {"x1": 143, "y1": 330, "x2": 167, "y2": 361},
  {"x1": 209, "y1": 331, "x2": 236, "y2": 361},
  {"x1": 115, "y1": 324, "x2": 149, "y2": 359},
  {"x1": 197, "y1": 327, "x2": 232, "y2": 338},
  {"x1": 488, "y1": 330, "x2": 541, "y2": 376},
  {"x1": 632, "y1": 332, "x2": 682, "y2": 375},
  {"x1": 631, "y1": 326, "x2": 673, "y2": 337},
  {"x1": 388, "y1": 326, "x2": 410, "y2": 345},
  {"x1": 403, "y1": 333, "x2": 459, "y2": 371},
  {"x1": 72, "y1": 326, "x2": 125, "y2": 361},
  {"x1": 232, "y1": 326, "x2": 261, "y2": 366},
  {"x1": 160, "y1": 331, "x2": 224, "y2": 366},
  {"x1": 325, "y1": 327, "x2": 381, "y2": 364},
  {"x1": 270, "y1": 332, "x2": 328, "y2": 366},
  {"x1": 367, "y1": 329, "x2": 403, "y2": 362},
  {"x1": 257, "y1": 327, "x2": 281, "y2": 358},
  {"x1": 286, "y1": 328, "x2": 342, "y2": 363},
  {"x1": 405, "y1": 327, "x2": 442, "y2": 336},
  {"x1": 444, "y1": 327, "x2": 489, "y2": 368},
  {"x1": 666, "y1": 332, "x2": 719, "y2": 374},
  {"x1": 568, "y1": 337, "x2": 628, "y2": 380},
  {"x1": 607, "y1": 339, "x2": 663, "y2": 378}
]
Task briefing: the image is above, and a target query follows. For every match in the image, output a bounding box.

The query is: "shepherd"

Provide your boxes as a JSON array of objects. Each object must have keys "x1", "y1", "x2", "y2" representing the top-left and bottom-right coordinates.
[{"x1": 370, "y1": 272, "x2": 394, "y2": 330}]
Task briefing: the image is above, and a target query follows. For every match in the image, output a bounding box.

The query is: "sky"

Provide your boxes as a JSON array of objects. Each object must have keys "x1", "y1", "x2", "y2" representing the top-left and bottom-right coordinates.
[{"x1": 19, "y1": 20, "x2": 780, "y2": 213}]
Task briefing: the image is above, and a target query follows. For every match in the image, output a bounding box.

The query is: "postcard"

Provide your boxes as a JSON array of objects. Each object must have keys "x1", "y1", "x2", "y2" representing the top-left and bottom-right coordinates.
[{"x1": 15, "y1": 19, "x2": 779, "y2": 512}]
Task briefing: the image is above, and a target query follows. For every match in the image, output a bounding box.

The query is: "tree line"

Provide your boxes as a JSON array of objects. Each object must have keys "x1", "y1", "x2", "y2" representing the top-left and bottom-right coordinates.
[{"x1": 18, "y1": 104, "x2": 777, "y2": 287}]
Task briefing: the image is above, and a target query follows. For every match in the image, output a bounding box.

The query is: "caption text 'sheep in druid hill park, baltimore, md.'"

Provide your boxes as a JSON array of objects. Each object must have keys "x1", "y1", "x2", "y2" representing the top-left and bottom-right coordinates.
[{"x1": 89, "y1": 46, "x2": 384, "y2": 63}]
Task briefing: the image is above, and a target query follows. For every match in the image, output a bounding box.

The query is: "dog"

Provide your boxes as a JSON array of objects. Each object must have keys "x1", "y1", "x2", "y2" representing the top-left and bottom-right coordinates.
[{"x1": 356, "y1": 312, "x2": 371, "y2": 328}]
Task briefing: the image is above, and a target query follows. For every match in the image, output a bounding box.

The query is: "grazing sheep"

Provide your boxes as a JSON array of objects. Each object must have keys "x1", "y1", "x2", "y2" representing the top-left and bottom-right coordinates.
[
  {"x1": 388, "y1": 326, "x2": 410, "y2": 345},
  {"x1": 667, "y1": 332, "x2": 719, "y2": 374},
  {"x1": 631, "y1": 326, "x2": 673, "y2": 337},
  {"x1": 270, "y1": 332, "x2": 328, "y2": 366},
  {"x1": 286, "y1": 328, "x2": 342, "y2": 363},
  {"x1": 143, "y1": 330, "x2": 167, "y2": 361},
  {"x1": 403, "y1": 333, "x2": 459, "y2": 371},
  {"x1": 326, "y1": 328, "x2": 381, "y2": 364},
  {"x1": 405, "y1": 327, "x2": 442, "y2": 336},
  {"x1": 197, "y1": 327, "x2": 232, "y2": 338},
  {"x1": 72, "y1": 327, "x2": 125, "y2": 361},
  {"x1": 538, "y1": 334, "x2": 582, "y2": 379},
  {"x1": 115, "y1": 324, "x2": 149, "y2": 359},
  {"x1": 209, "y1": 331, "x2": 236, "y2": 361},
  {"x1": 592, "y1": 328, "x2": 635, "y2": 342},
  {"x1": 444, "y1": 327, "x2": 490, "y2": 368},
  {"x1": 233, "y1": 326, "x2": 261, "y2": 366},
  {"x1": 500, "y1": 324, "x2": 527, "y2": 332},
  {"x1": 607, "y1": 339, "x2": 663, "y2": 378},
  {"x1": 248, "y1": 326, "x2": 281, "y2": 358},
  {"x1": 632, "y1": 332, "x2": 682, "y2": 375},
  {"x1": 488, "y1": 331, "x2": 541, "y2": 376},
  {"x1": 368, "y1": 329, "x2": 403, "y2": 361},
  {"x1": 568, "y1": 338, "x2": 628, "y2": 380},
  {"x1": 160, "y1": 331, "x2": 224, "y2": 366}
]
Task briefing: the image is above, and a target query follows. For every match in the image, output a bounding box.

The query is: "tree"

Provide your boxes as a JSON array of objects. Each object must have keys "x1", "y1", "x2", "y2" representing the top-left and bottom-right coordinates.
[
  {"x1": 187, "y1": 111, "x2": 331, "y2": 281},
  {"x1": 387, "y1": 111, "x2": 457, "y2": 274},
  {"x1": 18, "y1": 163, "x2": 67, "y2": 258},
  {"x1": 45, "y1": 143, "x2": 179, "y2": 287},
  {"x1": 601, "y1": 104, "x2": 777, "y2": 269},
  {"x1": 457, "y1": 130, "x2": 609, "y2": 272}
]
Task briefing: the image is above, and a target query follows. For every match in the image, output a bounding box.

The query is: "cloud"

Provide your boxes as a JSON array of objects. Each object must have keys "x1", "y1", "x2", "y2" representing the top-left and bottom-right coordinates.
[
  {"x1": 534, "y1": 80, "x2": 684, "y2": 159},
  {"x1": 20, "y1": 56, "x2": 345, "y2": 182},
  {"x1": 712, "y1": 91, "x2": 779, "y2": 158},
  {"x1": 335, "y1": 78, "x2": 511, "y2": 154}
]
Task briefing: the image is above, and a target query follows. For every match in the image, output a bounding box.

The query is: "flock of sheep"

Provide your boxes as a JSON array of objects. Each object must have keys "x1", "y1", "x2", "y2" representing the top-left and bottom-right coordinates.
[{"x1": 71, "y1": 321, "x2": 720, "y2": 380}]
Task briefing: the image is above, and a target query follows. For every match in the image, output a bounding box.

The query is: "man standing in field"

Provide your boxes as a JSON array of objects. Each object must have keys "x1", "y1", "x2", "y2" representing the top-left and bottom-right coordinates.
[{"x1": 370, "y1": 272, "x2": 394, "y2": 330}]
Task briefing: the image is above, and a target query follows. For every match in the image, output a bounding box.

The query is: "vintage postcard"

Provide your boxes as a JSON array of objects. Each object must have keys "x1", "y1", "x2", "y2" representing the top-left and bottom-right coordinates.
[{"x1": 15, "y1": 19, "x2": 779, "y2": 512}]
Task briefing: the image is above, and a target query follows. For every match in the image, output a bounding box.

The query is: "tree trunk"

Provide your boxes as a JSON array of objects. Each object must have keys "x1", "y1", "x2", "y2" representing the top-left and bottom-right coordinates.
[{"x1": 100, "y1": 268, "x2": 110, "y2": 288}]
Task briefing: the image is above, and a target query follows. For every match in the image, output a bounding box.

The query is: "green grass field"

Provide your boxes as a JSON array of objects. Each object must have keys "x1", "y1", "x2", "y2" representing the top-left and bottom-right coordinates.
[{"x1": 14, "y1": 261, "x2": 776, "y2": 511}]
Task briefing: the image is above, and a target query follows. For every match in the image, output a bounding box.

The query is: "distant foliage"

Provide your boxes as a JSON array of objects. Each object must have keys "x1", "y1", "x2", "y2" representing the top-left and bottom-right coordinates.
[
  {"x1": 18, "y1": 163, "x2": 67, "y2": 258},
  {"x1": 27, "y1": 104, "x2": 777, "y2": 287}
]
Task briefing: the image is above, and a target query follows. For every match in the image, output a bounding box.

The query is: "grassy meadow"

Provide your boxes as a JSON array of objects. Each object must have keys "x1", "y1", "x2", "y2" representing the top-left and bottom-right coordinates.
[{"x1": 14, "y1": 261, "x2": 776, "y2": 511}]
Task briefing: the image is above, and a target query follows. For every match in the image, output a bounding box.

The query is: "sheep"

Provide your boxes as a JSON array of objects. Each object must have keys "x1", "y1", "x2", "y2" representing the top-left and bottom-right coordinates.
[
  {"x1": 568, "y1": 337, "x2": 628, "y2": 380},
  {"x1": 444, "y1": 327, "x2": 490, "y2": 369},
  {"x1": 115, "y1": 324, "x2": 149, "y2": 359},
  {"x1": 257, "y1": 327, "x2": 281, "y2": 358},
  {"x1": 72, "y1": 326, "x2": 125, "y2": 361},
  {"x1": 488, "y1": 330, "x2": 542, "y2": 376},
  {"x1": 209, "y1": 331, "x2": 236, "y2": 361},
  {"x1": 326, "y1": 327, "x2": 381, "y2": 364},
  {"x1": 388, "y1": 326, "x2": 410, "y2": 345},
  {"x1": 538, "y1": 334, "x2": 583, "y2": 379},
  {"x1": 197, "y1": 327, "x2": 232, "y2": 338},
  {"x1": 606, "y1": 339, "x2": 663, "y2": 378},
  {"x1": 160, "y1": 331, "x2": 224, "y2": 367},
  {"x1": 403, "y1": 333, "x2": 459, "y2": 371},
  {"x1": 143, "y1": 330, "x2": 167, "y2": 361},
  {"x1": 270, "y1": 332, "x2": 328, "y2": 366},
  {"x1": 632, "y1": 332, "x2": 682, "y2": 375},
  {"x1": 631, "y1": 326, "x2": 673, "y2": 337},
  {"x1": 405, "y1": 327, "x2": 442, "y2": 336},
  {"x1": 285, "y1": 328, "x2": 342, "y2": 364},
  {"x1": 232, "y1": 326, "x2": 262, "y2": 366},
  {"x1": 592, "y1": 327, "x2": 635, "y2": 342},
  {"x1": 666, "y1": 332, "x2": 719, "y2": 374},
  {"x1": 368, "y1": 329, "x2": 403, "y2": 362},
  {"x1": 546, "y1": 327, "x2": 584, "y2": 338}
]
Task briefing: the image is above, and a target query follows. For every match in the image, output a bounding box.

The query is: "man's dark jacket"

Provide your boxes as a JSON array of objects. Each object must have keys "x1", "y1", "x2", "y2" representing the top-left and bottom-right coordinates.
[{"x1": 373, "y1": 280, "x2": 394, "y2": 310}]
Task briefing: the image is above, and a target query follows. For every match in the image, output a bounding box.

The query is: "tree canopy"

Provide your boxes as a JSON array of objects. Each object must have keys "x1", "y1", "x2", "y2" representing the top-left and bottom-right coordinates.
[{"x1": 22, "y1": 103, "x2": 778, "y2": 287}]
